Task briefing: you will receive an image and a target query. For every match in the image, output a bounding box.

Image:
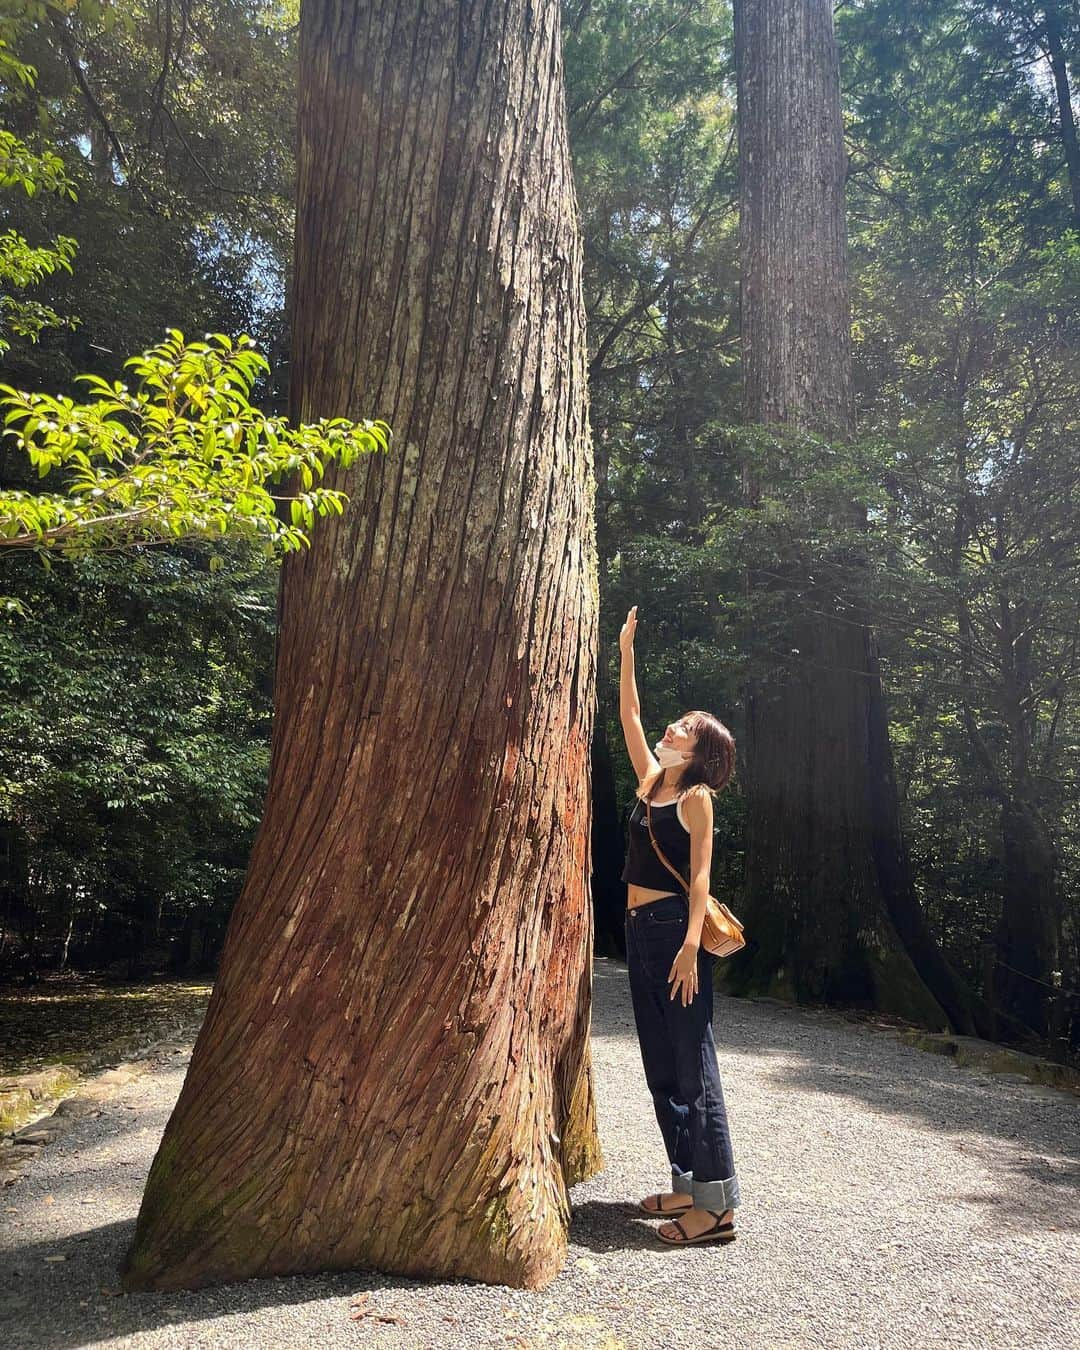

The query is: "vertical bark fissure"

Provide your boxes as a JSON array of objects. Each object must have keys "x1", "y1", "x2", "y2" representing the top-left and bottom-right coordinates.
[{"x1": 120, "y1": 0, "x2": 599, "y2": 1294}]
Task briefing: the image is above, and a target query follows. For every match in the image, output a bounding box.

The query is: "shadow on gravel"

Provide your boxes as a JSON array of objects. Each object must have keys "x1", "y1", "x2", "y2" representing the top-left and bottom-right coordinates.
[
  {"x1": 768, "y1": 1045, "x2": 1080, "y2": 1231},
  {"x1": 568, "y1": 1198, "x2": 679, "y2": 1253},
  {"x1": 0, "y1": 1208, "x2": 660, "y2": 1350},
  {"x1": 3, "y1": 1235, "x2": 492, "y2": 1350},
  {"x1": 591, "y1": 956, "x2": 1080, "y2": 1235},
  {"x1": 5, "y1": 955, "x2": 1077, "y2": 1349}
]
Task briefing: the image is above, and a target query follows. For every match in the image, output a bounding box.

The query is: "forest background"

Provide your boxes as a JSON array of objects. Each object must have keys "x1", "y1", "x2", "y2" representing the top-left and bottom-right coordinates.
[{"x1": 1, "y1": 0, "x2": 1078, "y2": 1062}]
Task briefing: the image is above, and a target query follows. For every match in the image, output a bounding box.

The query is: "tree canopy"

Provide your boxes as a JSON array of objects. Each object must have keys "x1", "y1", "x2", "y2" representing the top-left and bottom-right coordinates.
[{"x1": 0, "y1": 0, "x2": 1076, "y2": 1056}]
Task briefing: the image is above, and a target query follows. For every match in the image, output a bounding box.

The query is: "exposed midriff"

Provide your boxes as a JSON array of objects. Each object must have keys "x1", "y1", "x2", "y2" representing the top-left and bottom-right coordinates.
[{"x1": 625, "y1": 794, "x2": 688, "y2": 910}]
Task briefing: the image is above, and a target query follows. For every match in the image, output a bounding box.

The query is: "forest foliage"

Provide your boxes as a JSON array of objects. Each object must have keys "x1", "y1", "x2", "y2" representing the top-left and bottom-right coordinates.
[{"x1": 0, "y1": 0, "x2": 1076, "y2": 1054}]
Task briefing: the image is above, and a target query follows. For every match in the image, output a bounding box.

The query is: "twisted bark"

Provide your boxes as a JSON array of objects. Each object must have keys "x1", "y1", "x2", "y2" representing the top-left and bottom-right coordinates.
[{"x1": 121, "y1": 0, "x2": 600, "y2": 1292}]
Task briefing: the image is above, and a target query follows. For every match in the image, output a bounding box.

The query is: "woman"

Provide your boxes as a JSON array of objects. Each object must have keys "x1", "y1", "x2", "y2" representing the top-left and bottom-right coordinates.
[{"x1": 618, "y1": 603, "x2": 741, "y2": 1247}]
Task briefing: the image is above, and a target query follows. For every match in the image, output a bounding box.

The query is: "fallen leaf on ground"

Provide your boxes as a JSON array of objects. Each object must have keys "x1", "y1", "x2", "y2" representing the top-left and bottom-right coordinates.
[{"x1": 348, "y1": 1292, "x2": 371, "y2": 1320}]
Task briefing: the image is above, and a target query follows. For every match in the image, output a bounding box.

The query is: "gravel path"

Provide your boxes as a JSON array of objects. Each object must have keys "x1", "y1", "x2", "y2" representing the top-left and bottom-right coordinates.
[{"x1": 2, "y1": 955, "x2": 1078, "y2": 1349}]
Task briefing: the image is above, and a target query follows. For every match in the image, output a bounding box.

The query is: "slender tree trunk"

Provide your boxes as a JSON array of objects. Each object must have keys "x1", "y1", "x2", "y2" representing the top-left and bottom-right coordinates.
[
  {"x1": 730, "y1": 0, "x2": 968, "y2": 1027},
  {"x1": 865, "y1": 621, "x2": 993, "y2": 1035},
  {"x1": 947, "y1": 397, "x2": 1053, "y2": 1045},
  {"x1": 121, "y1": 0, "x2": 600, "y2": 1293},
  {"x1": 1043, "y1": 5, "x2": 1080, "y2": 231},
  {"x1": 58, "y1": 887, "x2": 76, "y2": 972},
  {"x1": 997, "y1": 794, "x2": 1059, "y2": 1039},
  {"x1": 993, "y1": 598, "x2": 1061, "y2": 1041}
]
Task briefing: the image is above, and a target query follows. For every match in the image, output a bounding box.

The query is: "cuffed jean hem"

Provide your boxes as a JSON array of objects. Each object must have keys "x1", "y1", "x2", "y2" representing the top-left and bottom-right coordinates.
[
  {"x1": 671, "y1": 1166, "x2": 694, "y2": 1196},
  {"x1": 691, "y1": 1173, "x2": 740, "y2": 1210}
]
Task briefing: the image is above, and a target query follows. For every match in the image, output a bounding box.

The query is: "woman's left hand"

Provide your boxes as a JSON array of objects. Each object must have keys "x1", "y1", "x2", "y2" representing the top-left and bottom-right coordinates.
[{"x1": 667, "y1": 942, "x2": 700, "y2": 1005}]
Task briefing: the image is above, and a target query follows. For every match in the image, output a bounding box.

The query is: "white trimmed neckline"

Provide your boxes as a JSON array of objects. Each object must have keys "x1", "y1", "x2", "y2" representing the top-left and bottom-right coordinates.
[{"x1": 643, "y1": 796, "x2": 690, "y2": 833}]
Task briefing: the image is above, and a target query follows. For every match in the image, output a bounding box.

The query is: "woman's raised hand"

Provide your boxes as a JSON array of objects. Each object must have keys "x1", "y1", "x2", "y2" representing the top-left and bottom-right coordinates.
[{"x1": 619, "y1": 605, "x2": 638, "y2": 656}]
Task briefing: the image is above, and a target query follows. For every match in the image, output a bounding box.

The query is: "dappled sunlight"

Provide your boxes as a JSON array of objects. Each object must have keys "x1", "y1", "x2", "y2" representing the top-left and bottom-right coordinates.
[{"x1": 0, "y1": 978, "x2": 212, "y2": 1076}]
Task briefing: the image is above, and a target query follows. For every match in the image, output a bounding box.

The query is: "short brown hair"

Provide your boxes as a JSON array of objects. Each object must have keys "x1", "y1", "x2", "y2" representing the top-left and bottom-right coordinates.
[{"x1": 637, "y1": 710, "x2": 736, "y2": 800}]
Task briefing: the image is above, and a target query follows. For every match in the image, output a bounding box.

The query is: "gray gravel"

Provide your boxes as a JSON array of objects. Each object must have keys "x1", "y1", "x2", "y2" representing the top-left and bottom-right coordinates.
[{"x1": 2, "y1": 954, "x2": 1079, "y2": 1349}]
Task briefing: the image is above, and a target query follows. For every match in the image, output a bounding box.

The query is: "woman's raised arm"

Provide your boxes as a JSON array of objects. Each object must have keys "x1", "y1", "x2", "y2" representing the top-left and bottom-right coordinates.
[{"x1": 619, "y1": 605, "x2": 660, "y2": 783}]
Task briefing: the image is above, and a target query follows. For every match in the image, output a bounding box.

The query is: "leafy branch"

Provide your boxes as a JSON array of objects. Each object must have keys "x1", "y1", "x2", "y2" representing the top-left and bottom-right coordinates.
[{"x1": 0, "y1": 329, "x2": 391, "y2": 561}]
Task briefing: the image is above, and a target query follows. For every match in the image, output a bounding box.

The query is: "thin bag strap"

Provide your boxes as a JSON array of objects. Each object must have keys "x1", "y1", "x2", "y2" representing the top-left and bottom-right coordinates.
[{"x1": 644, "y1": 799, "x2": 690, "y2": 896}]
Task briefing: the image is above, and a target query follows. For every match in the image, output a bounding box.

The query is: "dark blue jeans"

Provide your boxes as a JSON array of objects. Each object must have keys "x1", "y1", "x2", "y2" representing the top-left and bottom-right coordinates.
[{"x1": 625, "y1": 892, "x2": 740, "y2": 1211}]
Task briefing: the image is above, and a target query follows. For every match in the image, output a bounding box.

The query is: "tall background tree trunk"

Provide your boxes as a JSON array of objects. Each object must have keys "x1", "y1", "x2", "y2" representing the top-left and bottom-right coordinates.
[
  {"x1": 1042, "y1": 4, "x2": 1080, "y2": 231},
  {"x1": 728, "y1": 0, "x2": 980, "y2": 1029},
  {"x1": 121, "y1": 0, "x2": 600, "y2": 1293}
]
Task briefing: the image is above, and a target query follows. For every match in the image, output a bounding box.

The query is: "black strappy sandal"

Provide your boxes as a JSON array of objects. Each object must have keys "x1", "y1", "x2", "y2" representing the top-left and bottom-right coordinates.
[
  {"x1": 656, "y1": 1208, "x2": 737, "y2": 1245},
  {"x1": 638, "y1": 1193, "x2": 694, "y2": 1217}
]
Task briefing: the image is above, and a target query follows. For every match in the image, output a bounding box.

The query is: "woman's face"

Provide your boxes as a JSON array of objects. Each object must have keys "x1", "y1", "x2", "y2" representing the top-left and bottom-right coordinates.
[{"x1": 661, "y1": 715, "x2": 697, "y2": 757}]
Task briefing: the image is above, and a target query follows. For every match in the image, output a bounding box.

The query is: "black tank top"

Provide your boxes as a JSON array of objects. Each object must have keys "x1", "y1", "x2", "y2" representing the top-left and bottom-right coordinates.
[{"x1": 620, "y1": 794, "x2": 692, "y2": 892}]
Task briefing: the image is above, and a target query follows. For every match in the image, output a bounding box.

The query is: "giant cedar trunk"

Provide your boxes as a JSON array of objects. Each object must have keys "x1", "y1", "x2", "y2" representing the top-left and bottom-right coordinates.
[
  {"x1": 120, "y1": 0, "x2": 600, "y2": 1293},
  {"x1": 729, "y1": 0, "x2": 970, "y2": 1028}
]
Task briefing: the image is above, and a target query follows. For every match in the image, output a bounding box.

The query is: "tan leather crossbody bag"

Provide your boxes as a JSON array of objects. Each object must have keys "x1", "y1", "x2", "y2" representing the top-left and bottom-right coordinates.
[{"x1": 645, "y1": 799, "x2": 747, "y2": 958}]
